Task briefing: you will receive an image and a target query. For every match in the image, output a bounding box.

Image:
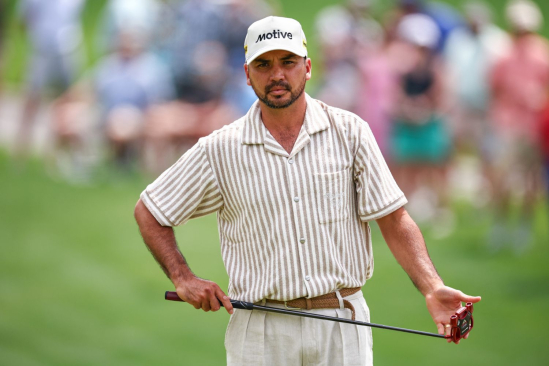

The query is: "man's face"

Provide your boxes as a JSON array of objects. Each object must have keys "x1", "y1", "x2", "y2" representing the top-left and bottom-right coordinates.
[{"x1": 244, "y1": 50, "x2": 312, "y2": 109}]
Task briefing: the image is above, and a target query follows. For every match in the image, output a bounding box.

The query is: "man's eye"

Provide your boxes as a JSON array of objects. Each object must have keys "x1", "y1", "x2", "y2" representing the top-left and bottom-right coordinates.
[
  {"x1": 258, "y1": 63, "x2": 268, "y2": 68},
  {"x1": 284, "y1": 61, "x2": 294, "y2": 65}
]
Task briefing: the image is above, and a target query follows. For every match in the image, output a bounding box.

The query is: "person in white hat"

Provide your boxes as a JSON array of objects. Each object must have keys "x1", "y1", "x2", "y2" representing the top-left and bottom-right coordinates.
[
  {"x1": 487, "y1": 0, "x2": 549, "y2": 252},
  {"x1": 134, "y1": 15, "x2": 481, "y2": 365}
]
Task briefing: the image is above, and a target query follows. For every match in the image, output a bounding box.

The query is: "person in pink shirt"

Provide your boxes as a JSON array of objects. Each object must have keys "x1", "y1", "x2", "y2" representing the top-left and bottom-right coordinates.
[
  {"x1": 355, "y1": 42, "x2": 397, "y2": 157},
  {"x1": 488, "y1": 0, "x2": 549, "y2": 252},
  {"x1": 540, "y1": 97, "x2": 549, "y2": 197}
]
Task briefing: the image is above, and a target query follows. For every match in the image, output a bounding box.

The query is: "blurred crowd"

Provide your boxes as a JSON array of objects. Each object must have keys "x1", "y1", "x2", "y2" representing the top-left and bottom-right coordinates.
[
  {"x1": 12, "y1": 0, "x2": 270, "y2": 174},
  {"x1": 312, "y1": 0, "x2": 549, "y2": 248},
  {"x1": 3, "y1": 0, "x2": 549, "y2": 248}
]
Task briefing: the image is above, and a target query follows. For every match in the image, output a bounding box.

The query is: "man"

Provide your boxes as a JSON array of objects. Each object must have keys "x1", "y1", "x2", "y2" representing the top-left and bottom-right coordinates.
[{"x1": 134, "y1": 16, "x2": 481, "y2": 365}]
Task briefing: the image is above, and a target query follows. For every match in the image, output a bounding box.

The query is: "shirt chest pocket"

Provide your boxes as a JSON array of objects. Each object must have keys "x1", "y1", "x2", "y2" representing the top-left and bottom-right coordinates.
[{"x1": 313, "y1": 170, "x2": 351, "y2": 224}]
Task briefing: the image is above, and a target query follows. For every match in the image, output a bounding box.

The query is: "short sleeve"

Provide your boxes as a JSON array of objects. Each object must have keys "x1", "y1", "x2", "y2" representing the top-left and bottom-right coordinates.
[
  {"x1": 354, "y1": 121, "x2": 407, "y2": 221},
  {"x1": 140, "y1": 141, "x2": 223, "y2": 226}
]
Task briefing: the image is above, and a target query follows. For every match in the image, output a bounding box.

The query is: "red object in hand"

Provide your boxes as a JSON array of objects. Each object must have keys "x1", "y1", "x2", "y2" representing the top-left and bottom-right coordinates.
[{"x1": 448, "y1": 302, "x2": 474, "y2": 343}]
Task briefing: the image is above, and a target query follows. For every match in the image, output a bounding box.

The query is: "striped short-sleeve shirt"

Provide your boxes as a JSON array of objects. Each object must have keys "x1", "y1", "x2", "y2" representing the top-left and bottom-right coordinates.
[{"x1": 141, "y1": 93, "x2": 407, "y2": 303}]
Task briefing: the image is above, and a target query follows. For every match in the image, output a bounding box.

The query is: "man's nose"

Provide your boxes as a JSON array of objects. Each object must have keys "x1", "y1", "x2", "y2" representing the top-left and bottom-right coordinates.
[{"x1": 269, "y1": 64, "x2": 285, "y2": 81}]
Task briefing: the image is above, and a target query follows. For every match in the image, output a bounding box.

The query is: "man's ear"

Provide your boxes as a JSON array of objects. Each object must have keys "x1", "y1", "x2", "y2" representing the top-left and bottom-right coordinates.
[
  {"x1": 305, "y1": 58, "x2": 312, "y2": 81},
  {"x1": 244, "y1": 63, "x2": 251, "y2": 86}
]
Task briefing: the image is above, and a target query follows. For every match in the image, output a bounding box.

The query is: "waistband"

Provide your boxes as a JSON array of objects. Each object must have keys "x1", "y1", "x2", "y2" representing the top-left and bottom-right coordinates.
[{"x1": 263, "y1": 287, "x2": 361, "y2": 320}]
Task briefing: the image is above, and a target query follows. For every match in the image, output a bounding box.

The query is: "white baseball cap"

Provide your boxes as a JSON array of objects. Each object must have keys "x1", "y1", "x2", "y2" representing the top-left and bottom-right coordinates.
[
  {"x1": 506, "y1": 0, "x2": 543, "y2": 32},
  {"x1": 397, "y1": 14, "x2": 440, "y2": 49},
  {"x1": 244, "y1": 16, "x2": 308, "y2": 64}
]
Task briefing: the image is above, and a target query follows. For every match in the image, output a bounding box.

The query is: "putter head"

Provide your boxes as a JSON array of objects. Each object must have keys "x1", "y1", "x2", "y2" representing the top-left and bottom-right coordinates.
[{"x1": 447, "y1": 302, "x2": 474, "y2": 343}]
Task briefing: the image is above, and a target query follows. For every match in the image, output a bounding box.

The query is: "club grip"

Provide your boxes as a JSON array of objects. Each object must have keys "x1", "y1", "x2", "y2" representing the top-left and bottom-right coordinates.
[
  {"x1": 165, "y1": 291, "x2": 185, "y2": 302},
  {"x1": 164, "y1": 291, "x2": 254, "y2": 310}
]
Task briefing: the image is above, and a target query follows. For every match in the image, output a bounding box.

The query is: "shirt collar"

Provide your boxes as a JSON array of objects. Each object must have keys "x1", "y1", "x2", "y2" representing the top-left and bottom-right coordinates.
[
  {"x1": 241, "y1": 93, "x2": 331, "y2": 146},
  {"x1": 303, "y1": 93, "x2": 331, "y2": 136}
]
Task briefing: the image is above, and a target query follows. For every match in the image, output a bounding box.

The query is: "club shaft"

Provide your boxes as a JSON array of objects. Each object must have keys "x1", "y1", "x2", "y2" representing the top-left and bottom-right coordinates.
[
  {"x1": 165, "y1": 291, "x2": 446, "y2": 339},
  {"x1": 250, "y1": 304, "x2": 445, "y2": 338}
]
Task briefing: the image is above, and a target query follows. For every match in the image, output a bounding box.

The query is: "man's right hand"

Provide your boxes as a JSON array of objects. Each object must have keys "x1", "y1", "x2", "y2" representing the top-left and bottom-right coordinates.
[
  {"x1": 175, "y1": 277, "x2": 234, "y2": 314},
  {"x1": 134, "y1": 199, "x2": 234, "y2": 315}
]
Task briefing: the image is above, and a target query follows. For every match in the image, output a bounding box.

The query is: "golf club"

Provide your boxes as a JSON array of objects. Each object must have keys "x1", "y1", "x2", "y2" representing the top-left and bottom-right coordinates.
[{"x1": 165, "y1": 291, "x2": 474, "y2": 343}]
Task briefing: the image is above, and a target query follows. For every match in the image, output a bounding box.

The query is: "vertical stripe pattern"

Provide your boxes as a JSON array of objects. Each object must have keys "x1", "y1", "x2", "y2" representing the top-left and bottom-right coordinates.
[{"x1": 141, "y1": 94, "x2": 407, "y2": 303}]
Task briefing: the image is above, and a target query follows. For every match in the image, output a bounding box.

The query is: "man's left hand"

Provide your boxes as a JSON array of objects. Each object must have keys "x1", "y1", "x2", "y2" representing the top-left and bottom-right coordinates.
[{"x1": 425, "y1": 286, "x2": 481, "y2": 343}]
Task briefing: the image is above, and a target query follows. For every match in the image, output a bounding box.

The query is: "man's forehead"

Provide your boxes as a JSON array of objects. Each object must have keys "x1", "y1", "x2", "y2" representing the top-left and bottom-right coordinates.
[{"x1": 253, "y1": 50, "x2": 301, "y2": 62}]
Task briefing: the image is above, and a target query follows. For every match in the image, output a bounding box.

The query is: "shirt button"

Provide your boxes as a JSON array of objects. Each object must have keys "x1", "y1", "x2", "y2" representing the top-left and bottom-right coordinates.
[
  {"x1": 288, "y1": 158, "x2": 294, "y2": 164},
  {"x1": 305, "y1": 276, "x2": 311, "y2": 281},
  {"x1": 299, "y1": 238, "x2": 306, "y2": 244},
  {"x1": 293, "y1": 196, "x2": 300, "y2": 202}
]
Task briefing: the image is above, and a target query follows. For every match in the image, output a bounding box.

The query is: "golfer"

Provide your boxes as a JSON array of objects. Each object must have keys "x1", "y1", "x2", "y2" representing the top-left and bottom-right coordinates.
[{"x1": 134, "y1": 16, "x2": 481, "y2": 365}]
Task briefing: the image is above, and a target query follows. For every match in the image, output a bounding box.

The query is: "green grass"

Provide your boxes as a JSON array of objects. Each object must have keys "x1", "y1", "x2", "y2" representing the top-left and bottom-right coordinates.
[{"x1": 1, "y1": 153, "x2": 548, "y2": 365}]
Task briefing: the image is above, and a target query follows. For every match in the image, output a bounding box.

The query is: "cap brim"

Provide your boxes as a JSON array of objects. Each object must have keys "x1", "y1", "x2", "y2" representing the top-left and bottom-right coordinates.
[{"x1": 246, "y1": 45, "x2": 307, "y2": 64}]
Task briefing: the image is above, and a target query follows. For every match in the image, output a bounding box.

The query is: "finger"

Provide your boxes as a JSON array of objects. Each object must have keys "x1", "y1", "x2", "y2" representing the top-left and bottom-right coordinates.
[
  {"x1": 463, "y1": 333, "x2": 469, "y2": 339},
  {"x1": 444, "y1": 323, "x2": 453, "y2": 343},
  {"x1": 184, "y1": 295, "x2": 201, "y2": 310},
  {"x1": 437, "y1": 322, "x2": 451, "y2": 343},
  {"x1": 436, "y1": 323, "x2": 445, "y2": 335},
  {"x1": 209, "y1": 292, "x2": 221, "y2": 312},
  {"x1": 217, "y1": 288, "x2": 234, "y2": 314},
  {"x1": 201, "y1": 299, "x2": 212, "y2": 312},
  {"x1": 459, "y1": 292, "x2": 482, "y2": 303}
]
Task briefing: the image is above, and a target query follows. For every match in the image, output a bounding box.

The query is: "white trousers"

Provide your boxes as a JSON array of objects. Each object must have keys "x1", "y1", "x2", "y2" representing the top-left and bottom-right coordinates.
[{"x1": 225, "y1": 290, "x2": 373, "y2": 366}]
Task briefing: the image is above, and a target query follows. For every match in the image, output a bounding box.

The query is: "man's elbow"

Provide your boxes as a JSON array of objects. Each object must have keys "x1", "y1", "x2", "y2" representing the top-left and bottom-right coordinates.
[{"x1": 134, "y1": 199, "x2": 147, "y2": 224}]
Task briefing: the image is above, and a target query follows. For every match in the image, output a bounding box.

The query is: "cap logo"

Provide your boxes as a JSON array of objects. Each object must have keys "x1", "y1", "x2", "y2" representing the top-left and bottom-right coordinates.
[{"x1": 256, "y1": 30, "x2": 293, "y2": 43}]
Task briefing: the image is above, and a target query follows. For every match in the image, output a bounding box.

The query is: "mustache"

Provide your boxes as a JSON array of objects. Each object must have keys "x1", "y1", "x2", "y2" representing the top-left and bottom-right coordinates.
[{"x1": 265, "y1": 81, "x2": 291, "y2": 93}]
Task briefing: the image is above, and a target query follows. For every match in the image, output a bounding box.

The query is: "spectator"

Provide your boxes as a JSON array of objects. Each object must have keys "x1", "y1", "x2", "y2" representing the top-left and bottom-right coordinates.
[
  {"x1": 218, "y1": 0, "x2": 269, "y2": 115},
  {"x1": 218, "y1": 0, "x2": 273, "y2": 73},
  {"x1": 355, "y1": 45, "x2": 397, "y2": 156},
  {"x1": 385, "y1": 0, "x2": 463, "y2": 54},
  {"x1": 142, "y1": 0, "x2": 274, "y2": 174},
  {"x1": 168, "y1": 0, "x2": 225, "y2": 102},
  {"x1": 388, "y1": 14, "x2": 453, "y2": 233},
  {"x1": 15, "y1": 0, "x2": 85, "y2": 158},
  {"x1": 354, "y1": 3, "x2": 396, "y2": 156},
  {"x1": 314, "y1": 5, "x2": 361, "y2": 112},
  {"x1": 0, "y1": 0, "x2": 7, "y2": 97},
  {"x1": 540, "y1": 95, "x2": 549, "y2": 200},
  {"x1": 143, "y1": 40, "x2": 239, "y2": 174},
  {"x1": 100, "y1": 0, "x2": 162, "y2": 54},
  {"x1": 487, "y1": 0, "x2": 549, "y2": 252},
  {"x1": 314, "y1": 1, "x2": 383, "y2": 113},
  {"x1": 93, "y1": 28, "x2": 175, "y2": 171},
  {"x1": 443, "y1": 1, "x2": 511, "y2": 196}
]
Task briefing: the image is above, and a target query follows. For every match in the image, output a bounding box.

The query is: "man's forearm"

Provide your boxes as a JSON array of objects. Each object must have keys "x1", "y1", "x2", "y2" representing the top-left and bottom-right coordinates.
[
  {"x1": 376, "y1": 207, "x2": 443, "y2": 296},
  {"x1": 134, "y1": 199, "x2": 193, "y2": 285}
]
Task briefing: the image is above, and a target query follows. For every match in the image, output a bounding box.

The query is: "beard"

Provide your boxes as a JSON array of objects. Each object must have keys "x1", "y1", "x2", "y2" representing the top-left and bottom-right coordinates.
[{"x1": 250, "y1": 75, "x2": 307, "y2": 109}]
